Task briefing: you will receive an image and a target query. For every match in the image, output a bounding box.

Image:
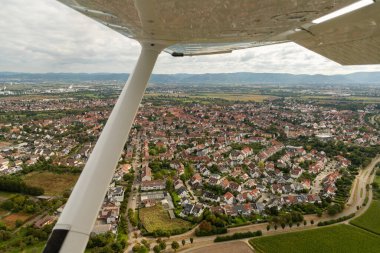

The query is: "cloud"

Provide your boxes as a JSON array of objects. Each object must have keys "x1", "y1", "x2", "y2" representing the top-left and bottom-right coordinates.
[{"x1": 0, "y1": 0, "x2": 380, "y2": 75}]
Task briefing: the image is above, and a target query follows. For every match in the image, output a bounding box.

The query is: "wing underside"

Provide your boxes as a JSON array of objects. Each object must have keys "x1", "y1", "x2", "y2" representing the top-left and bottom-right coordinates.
[
  {"x1": 288, "y1": 1, "x2": 380, "y2": 65},
  {"x1": 56, "y1": 0, "x2": 380, "y2": 64}
]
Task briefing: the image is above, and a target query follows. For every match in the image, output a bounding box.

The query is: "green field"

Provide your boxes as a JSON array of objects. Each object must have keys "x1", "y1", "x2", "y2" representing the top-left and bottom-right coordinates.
[
  {"x1": 188, "y1": 93, "x2": 278, "y2": 102},
  {"x1": 301, "y1": 95, "x2": 380, "y2": 103},
  {"x1": 0, "y1": 191, "x2": 16, "y2": 200},
  {"x1": 249, "y1": 225, "x2": 380, "y2": 253},
  {"x1": 375, "y1": 175, "x2": 380, "y2": 185},
  {"x1": 350, "y1": 200, "x2": 380, "y2": 235},
  {"x1": 139, "y1": 204, "x2": 192, "y2": 233},
  {"x1": 23, "y1": 172, "x2": 78, "y2": 196}
]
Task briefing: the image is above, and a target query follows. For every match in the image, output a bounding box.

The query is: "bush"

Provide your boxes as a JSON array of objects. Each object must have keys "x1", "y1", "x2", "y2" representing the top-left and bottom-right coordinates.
[
  {"x1": 327, "y1": 204, "x2": 343, "y2": 216},
  {"x1": 195, "y1": 227, "x2": 227, "y2": 237},
  {"x1": 317, "y1": 213, "x2": 355, "y2": 227},
  {"x1": 0, "y1": 176, "x2": 44, "y2": 196},
  {"x1": 214, "y1": 230, "x2": 262, "y2": 242}
]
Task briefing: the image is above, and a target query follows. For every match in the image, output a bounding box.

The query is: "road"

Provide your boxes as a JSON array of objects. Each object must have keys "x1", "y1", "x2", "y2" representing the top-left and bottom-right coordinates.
[
  {"x1": 125, "y1": 133, "x2": 143, "y2": 251},
  {"x1": 124, "y1": 155, "x2": 380, "y2": 253}
]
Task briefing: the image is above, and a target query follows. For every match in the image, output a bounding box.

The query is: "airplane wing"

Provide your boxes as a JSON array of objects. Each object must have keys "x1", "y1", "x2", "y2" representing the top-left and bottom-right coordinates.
[
  {"x1": 287, "y1": 1, "x2": 380, "y2": 65},
  {"x1": 56, "y1": 0, "x2": 380, "y2": 59},
  {"x1": 46, "y1": 1, "x2": 380, "y2": 252}
]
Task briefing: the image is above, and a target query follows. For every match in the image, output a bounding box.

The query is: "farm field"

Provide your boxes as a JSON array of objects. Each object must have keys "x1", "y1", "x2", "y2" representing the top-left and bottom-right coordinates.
[
  {"x1": 187, "y1": 241, "x2": 252, "y2": 253},
  {"x1": 1, "y1": 212, "x2": 33, "y2": 229},
  {"x1": 350, "y1": 200, "x2": 380, "y2": 235},
  {"x1": 22, "y1": 172, "x2": 78, "y2": 196},
  {"x1": 249, "y1": 224, "x2": 380, "y2": 253},
  {"x1": 139, "y1": 204, "x2": 192, "y2": 233},
  {"x1": 374, "y1": 174, "x2": 380, "y2": 185},
  {"x1": 188, "y1": 93, "x2": 278, "y2": 102},
  {"x1": 301, "y1": 95, "x2": 380, "y2": 103},
  {"x1": 145, "y1": 92, "x2": 278, "y2": 102}
]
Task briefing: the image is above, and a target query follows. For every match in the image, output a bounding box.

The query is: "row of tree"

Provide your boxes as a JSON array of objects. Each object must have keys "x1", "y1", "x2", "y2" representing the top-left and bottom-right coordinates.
[
  {"x1": 214, "y1": 230, "x2": 262, "y2": 242},
  {"x1": 0, "y1": 176, "x2": 44, "y2": 196}
]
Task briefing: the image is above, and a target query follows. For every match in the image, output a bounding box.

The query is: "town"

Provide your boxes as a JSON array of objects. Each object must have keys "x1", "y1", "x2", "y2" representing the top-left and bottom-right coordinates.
[{"x1": 0, "y1": 83, "x2": 379, "y2": 252}]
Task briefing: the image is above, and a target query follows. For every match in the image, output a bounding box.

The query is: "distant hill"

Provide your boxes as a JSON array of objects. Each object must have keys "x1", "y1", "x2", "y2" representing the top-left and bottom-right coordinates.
[{"x1": 0, "y1": 71, "x2": 379, "y2": 85}]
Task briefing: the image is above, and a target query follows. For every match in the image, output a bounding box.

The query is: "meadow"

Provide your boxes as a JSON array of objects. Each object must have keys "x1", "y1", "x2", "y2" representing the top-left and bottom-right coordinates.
[
  {"x1": 249, "y1": 224, "x2": 380, "y2": 253},
  {"x1": 22, "y1": 172, "x2": 78, "y2": 196},
  {"x1": 139, "y1": 204, "x2": 192, "y2": 233},
  {"x1": 350, "y1": 200, "x2": 380, "y2": 235}
]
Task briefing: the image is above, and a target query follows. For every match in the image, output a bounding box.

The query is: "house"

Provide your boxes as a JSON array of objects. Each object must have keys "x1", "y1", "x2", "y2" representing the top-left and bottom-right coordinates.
[
  {"x1": 107, "y1": 186, "x2": 125, "y2": 202},
  {"x1": 220, "y1": 178, "x2": 230, "y2": 189},
  {"x1": 190, "y1": 173, "x2": 202, "y2": 185},
  {"x1": 181, "y1": 204, "x2": 195, "y2": 216},
  {"x1": 192, "y1": 204, "x2": 204, "y2": 217},
  {"x1": 241, "y1": 147, "x2": 253, "y2": 157},
  {"x1": 223, "y1": 204, "x2": 238, "y2": 216},
  {"x1": 141, "y1": 180, "x2": 166, "y2": 191},
  {"x1": 208, "y1": 177, "x2": 219, "y2": 185},
  {"x1": 223, "y1": 192, "x2": 234, "y2": 205},
  {"x1": 248, "y1": 189, "x2": 261, "y2": 201},
  {"x1": 229, "y1": 182, "x2": 242, "y2": 192},
  {"x1": 301, "y1": 179, "x2": 311, "y2": 190},
  {"x1": 34, "y1": 215, "x2": 56, "y2": 228},
  {"x1": 290, "y1": 167, "x2": 303, "y2": 178},
  {"x1": 176, "y1": 186, "x2": 188, "y2": 198},
  {"x1": 236, "y1": 192, "x2": 249, "y2": 203},
  {"x1": 202, "y1": 192, "x2": 220, "y2": 202},
  {"x1": 174, "y1": 179, "x2": 184, "y2": 190},
  {"x1": 141, "y1": 166, "x2": 152, "y2": 181},
  {"x1": 210, "y1": 206, "x2": 225, "y2": 214}
]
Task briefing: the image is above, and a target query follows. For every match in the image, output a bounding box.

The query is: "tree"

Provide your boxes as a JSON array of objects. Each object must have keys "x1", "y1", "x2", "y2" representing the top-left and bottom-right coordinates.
[
  {"x1": 153, "y1": 245, "x2": 161, "y2": 253},
  {"x1": 327, "y1": 204, "x2": 343, "y2": 216},
  {"x1": 182, "y1": 239, "x2": 186, "y2": 246},
  {"x1": 141, "y1": 239, "x2": 150, "y2": 250},
  {"x1": 304, "y1": 220, "x2": 307, "y2": 226},
  {"x1": 190, "y1": 237, "x2": 194, "y2": 244},
  {"x1": 171, "y1": 241, "x2": 180, "y2": 252},
  {"x1": 266, "y1": 225, "x2": 270, "y2": 231},
  {"x1": 274, "y1": 224, "x2": 278, "y2": 230},
  {"x1": 281, "y1": 223, "x2": 286, "y2": 229},
  {"x1": 159, "y1": 240, "x2": 167, "y2": 250},
  {"x1": 311, "y1": 220, "x2": 314, "y2": 225}
]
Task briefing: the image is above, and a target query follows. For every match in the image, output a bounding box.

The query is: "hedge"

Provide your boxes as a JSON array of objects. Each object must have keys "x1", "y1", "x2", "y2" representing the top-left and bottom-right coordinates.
[
  {"x1": 317, "y1": 213, "x2": 355, "y2": 227},
  {"x1": 214, "y1": 230, "x2": 262, "y2": 242}
]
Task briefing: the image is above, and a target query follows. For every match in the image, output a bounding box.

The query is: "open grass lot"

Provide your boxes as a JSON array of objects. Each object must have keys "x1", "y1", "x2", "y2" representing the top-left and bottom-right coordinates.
[
  {"x1": 187, "y1": 241, "x2": 252, "y2": 253},
  {"x1": 1, "y1": 212, "x2": 33, "y2": 229},
  {"x1": 139, "y1": 204, "x2": 192, "y2": 233},
  {"x1": 350, "y1": 200, "x2": 380, "y2": 235},
  {"x1": 249, "y1": 225, "x2": 380, "y2": 253},
  {"x1": 22, "y1": 172, "x2": 78, "y2": 196}
]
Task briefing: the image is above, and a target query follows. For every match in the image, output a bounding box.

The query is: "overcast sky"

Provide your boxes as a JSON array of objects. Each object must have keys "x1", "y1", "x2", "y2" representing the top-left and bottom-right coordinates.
[{"x1": 1, "y1": 0, "x2": 380, "y2": 75}]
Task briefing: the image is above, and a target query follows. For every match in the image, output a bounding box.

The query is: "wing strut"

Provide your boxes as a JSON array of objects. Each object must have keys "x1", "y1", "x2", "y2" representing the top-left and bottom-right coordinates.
[{"x1": 43, "y1": 43, "x2": 162, "y2": 253}]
